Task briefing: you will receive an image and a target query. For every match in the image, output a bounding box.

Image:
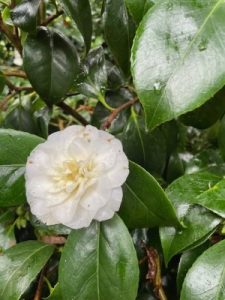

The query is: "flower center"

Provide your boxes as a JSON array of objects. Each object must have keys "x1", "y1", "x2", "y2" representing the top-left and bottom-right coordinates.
[{"x1": 52, "y1": 159, "x2": 96, "y2": 194}]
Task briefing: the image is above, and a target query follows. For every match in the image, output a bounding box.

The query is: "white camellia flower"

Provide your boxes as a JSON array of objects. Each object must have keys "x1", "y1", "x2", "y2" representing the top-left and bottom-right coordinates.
[{"x1": 25, "y1": 125, "x2": 129, "y2": 229}]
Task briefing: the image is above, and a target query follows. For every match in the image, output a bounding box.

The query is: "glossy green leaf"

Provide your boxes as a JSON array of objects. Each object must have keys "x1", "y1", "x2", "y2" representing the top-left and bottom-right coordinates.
[
  {"x1": 160, "y1": 171, "x2": 222, "y2": 264},
  {"x1": 59, "y1": 214, "x2": 139, "y2": 300},
  {"x1": 122, "y1": 113, "x2": 167, "y2": 175},
  {"x1": 59, "y1": 0, "x2": 92, "y2": 52},
  {"x1": 177, "y1": 242, "x2": 210, "y2": 294},
  {"x1": 0, "y1": 129, "x2": 44, "y2": 206},
  {"x1": 103, "y1": 0, "x2": 135, "y2": 77},
  {"x1": 75, "y1": 47, "x2": 107, "y2": 98},
  {"x1": 132, "y1": 0, "x2": 225, "y2": 129},
  {"x1": 0, "y1": 241, "x2": 54, "y2": 300},
  {"x1": 181, "y1": 239, "x2": 225, "y2": 300},
  {"x1": 23, "y1": 27, "x2": 80, "y2": 104},
  {"x1": 125, "y1": 0, "x2": 155, "y2": 24},
  {"x1": 160, "y1": 206, "x2": 220, "y2": 265},
  {"x1": 119, "y1": 161, "x2": 179, "y2": 228},
  {"x1": 11, "y1": 0, "x2": 40, "y2": 32},
  {"x1": 0, "y1": 129, "x2": 44, "y2": 165}
]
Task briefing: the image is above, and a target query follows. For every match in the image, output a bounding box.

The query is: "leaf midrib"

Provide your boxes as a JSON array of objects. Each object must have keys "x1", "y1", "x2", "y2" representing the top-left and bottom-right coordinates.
[{"x1": 148, "y1": 0, "x2": 224, "y2": 127}]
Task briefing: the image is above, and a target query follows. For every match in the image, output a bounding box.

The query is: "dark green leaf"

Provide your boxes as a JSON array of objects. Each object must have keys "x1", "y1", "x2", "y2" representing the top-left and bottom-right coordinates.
[
  {"x1": 125, "y1": 0, "x2": 155, "y2": 24},
  {"x1": 4, "y1": 106, "x2": 38, "y2": 134},
  {"x1": 23, "y1": 27, "x2": 80, "y2": 104},
  {"x1": 11, "y1": 0, "x2": 40, "y2": 32},
  {"x1": 132, "y1": 0, "x2": 225, "y2": 129},
  {"x1": 0, "y1": 241, "x2": 54, "y2": 300},
  {"x1": 181, "y1": 239, "x2": 225, "y2": 300},
  {"x1": 103, "y1": 0, "x2": 135, "y2": 77},
  {"x1": 166, "y1": 151, "x2": 184, "y2": 183},
  {"x1": 59, "y1": 215, "x2": 139, "y2": 300},
  {"x1": 180, "y1": 87, "x2": 225, "y2": 129},
  {"x1": 59, "y1": 0, "x2": 92, "y2": 52},
  {"x1": 75, "y1": 47, "x2": 107, "y2": 99},
  {"x1": 122, "y1": 113, "x2": 167, "y2": 175},
  {"x1": 177, "y1": 242, "x2": 210, "y2": 294},
  {"x1": 119, "y1": 161, "x2": 179, "y2": 228}
]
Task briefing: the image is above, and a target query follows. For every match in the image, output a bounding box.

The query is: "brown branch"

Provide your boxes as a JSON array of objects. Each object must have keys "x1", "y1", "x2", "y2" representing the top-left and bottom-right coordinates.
[
  {"x1": 101, "y1": 97, "x2": 138, "y2": 130},
  {"x1": 0, "y1": 15, "x2": 22, "y2": 55},
  {"x1": 41, "y1": 10, "x2": 64, "y2": 26},
  {"x1": 142, "y1": 242, "x2": 167, "y2": 300},
  {"x1": 33, "y1": 266, "x2": 46, "y2": 300},
  {"x1": 41, "y1": 235, "x2": 66, "y2": 245},
  {"x1": 2, "y1": 69, "x2": 27, "y2": 79},
  {"x1": 5, "y1": 78, "x2": 33, "y2": 92},
  {"x1": 57, "y1": 102, "x2": 89, "y2": 126}
]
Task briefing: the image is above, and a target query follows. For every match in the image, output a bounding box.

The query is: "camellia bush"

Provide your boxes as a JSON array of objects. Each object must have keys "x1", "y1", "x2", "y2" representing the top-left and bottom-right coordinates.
[{"x1": 1, "y1": 0, "x2": 225, "y2": 299}]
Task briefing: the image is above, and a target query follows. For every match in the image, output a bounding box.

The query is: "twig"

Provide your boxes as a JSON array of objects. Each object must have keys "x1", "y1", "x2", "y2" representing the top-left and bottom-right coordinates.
[
  {"x1": 41, "y1": 235, "x2": 66, "y2": 245},
  {"x1": 57, "y1": 102, "x2": 89, "y2": 126},
  {"x1": 33, "y1": 266, "x2": 46, "y2": 300},
  {"x1": 41, "y1": 10, "x2": 64, "y2": 26},
  {"x1": 0, "y1": 15, "x2": 22, "y2": 55},
  {"x1": 2, "y1": 69, "x2": 27, "y2": 79},
  {"x1": 101, "y1": 97, "x2": 138, "y2": 130},
  {"x1": 5, "y1": 78, "x2": 33, "y2": 92},
  {"x1": 142, "y1": 242, "x2": 167, "y2": 300}
]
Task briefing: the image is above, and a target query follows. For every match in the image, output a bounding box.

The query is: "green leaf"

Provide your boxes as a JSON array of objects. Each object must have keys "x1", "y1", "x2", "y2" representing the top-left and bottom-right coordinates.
[
  {"x1": 177, "y1": 242, "x2": 210, "y2": 294},
  {"x1": 181, "y1": 239, "x2": 225, "y2": 300},
  {"x1": 0, "y1": 129, "x2": 44, "y2": 165},
  {"x1": 0, "y1": 129, "x2": 44, "y2": 206},
  {"x1": 11, "y1": 0, "x2": 40, "y2": 32},
  {"x1": 23, "y1": 27, "x2": 80, "y2": 104},
  {"x1": 59, "y1": 0, "x2": 92, "y2": 52},
  {"x1": 160, "y1": 171, "x2": 223, "y2": 264},
  {"x1": 0, "y1": 166, "x2": 25, "y2": 207},
  {"x1": 122, "y1": 113, "x2": 167, "y2": 175},
  {"x1": 103, "y1": 0, "x2": 135, "y2": 77},
  {"x1": 0, "y1": 241, "x2": 54, "y2": 300},
  {"x1": 180, "y1": 87, "x2": 225, "y2": 129},
  {"x1": 160, "y1": 206, "x2": 221, "y2": 265},
  {"x1": 75, "y1": 47, "x2": 107, "y2": 99},
  {"x1": 125, "y1": 0, "x2": 155, "y2": 24},
  {"x1": 119, "y1": 161, "x2": 179, "y2": 228},
  {"x1": 0, "y1": 210, "x2": 16, "y2": 251},
  {"x1": 4, "y1": 106, "x2": 38, "y2": 134},
  {"x1": 132, "y1": 0, "x2": 225, "y2": 129},
  {"x1": 59, "y1": 214, "x2": 139, "y2": 300}
]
